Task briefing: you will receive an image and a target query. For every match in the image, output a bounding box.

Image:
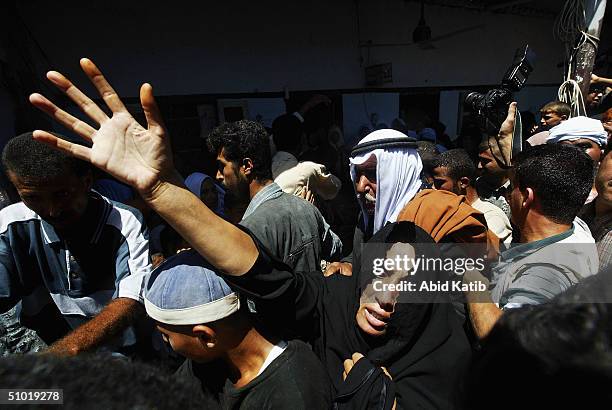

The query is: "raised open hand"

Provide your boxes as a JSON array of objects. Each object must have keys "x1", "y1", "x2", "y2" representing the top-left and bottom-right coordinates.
[
  {"x1": 30, "y1": 59, "x2": 260, "y2": 277},
  {"x1": 29, "y1": 58, "x2": 175, "y2": 197}
]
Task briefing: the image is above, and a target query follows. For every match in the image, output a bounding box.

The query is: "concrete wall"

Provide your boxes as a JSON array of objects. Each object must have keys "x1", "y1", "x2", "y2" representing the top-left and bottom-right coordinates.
[{"x1": 18, "y1": 0, "x2": 565, "y2": 97}]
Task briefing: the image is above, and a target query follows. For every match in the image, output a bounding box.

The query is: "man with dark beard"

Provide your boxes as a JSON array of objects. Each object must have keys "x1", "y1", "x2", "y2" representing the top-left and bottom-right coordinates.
[{"x1": 207, "y1": 120, "x2": 342, "y2": 273}]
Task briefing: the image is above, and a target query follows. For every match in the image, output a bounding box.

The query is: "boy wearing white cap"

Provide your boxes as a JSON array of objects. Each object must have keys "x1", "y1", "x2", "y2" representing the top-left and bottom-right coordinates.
[{"x1": 144, "y1": 250, "x2": 333, "y2": 409}]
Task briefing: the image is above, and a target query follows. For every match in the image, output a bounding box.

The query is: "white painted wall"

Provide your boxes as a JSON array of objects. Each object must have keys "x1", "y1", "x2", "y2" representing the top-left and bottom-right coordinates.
[{"x1": 18, "y1": 0, "x2": 566, "y2": 97}]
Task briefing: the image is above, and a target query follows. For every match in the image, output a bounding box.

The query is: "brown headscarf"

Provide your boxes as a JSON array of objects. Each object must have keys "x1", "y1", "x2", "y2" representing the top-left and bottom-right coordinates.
[{"x1": 397, "y1": 189, "x2": 500, "y2": 256}]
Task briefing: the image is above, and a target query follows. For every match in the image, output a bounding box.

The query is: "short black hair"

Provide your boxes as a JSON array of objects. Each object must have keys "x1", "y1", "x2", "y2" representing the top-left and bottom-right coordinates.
[
  {"x1": 2, "y1": 132, "x2": 91, "y2": 181},
  {"x1": 416, "y1": 140, "x2": 439, "y2": 157},
  {"x1": 0, "y1": 353, "x2": 201, "y2": 409},
  {"x1": 513, "y1": 144, "x2": 593, "y2": 224},
  {"x1": 272, "y1": 114, "x2": 302, "y2": 152},
  {"x1": 417, "y1": 141, "x2": 440, "y2": 177},
  {"x1": 207, "y1": 120, "x2": 272, "y2": 181},
  {"x1": 432, "y1": 149, "x2": 476, "y2": 182}
]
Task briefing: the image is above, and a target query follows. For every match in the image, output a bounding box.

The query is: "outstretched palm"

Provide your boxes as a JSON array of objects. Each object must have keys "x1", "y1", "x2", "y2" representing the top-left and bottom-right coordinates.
[{"x1": 29, "y1": 58, "x2": 173, "y2": 195}]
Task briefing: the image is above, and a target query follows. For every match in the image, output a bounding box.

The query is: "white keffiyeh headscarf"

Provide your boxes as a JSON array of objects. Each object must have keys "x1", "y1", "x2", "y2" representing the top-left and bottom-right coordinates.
[
  {"x1": 547, "y1": 116, "x2": 608, "y2": 147},
  {"x1": 350, "y1": 129, "x2": 423, "y2": 234}
]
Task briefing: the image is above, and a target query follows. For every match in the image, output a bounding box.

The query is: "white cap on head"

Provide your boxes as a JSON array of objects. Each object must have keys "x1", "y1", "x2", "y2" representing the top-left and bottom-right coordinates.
[{"x1": 547, "y1": 116, "x2": 607, "y2": 147}]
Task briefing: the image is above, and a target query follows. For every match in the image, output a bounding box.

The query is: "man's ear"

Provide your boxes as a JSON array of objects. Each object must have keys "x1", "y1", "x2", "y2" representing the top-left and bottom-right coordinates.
[
  {"x1": 242, "y1": 158, "x2": 254, "y2": 177},
  {"x1": 192, "y1": 325, "x2": 217, "y2": 349},
  {"x1": 458, "y1": 177, "x2": 470, "y2": 190},
  {"x1": 523, "y1": 187, "x2": 534, "y2": 209},
  {"x1": 5, "y1": 170, "x2": 17, "y2": 186}
]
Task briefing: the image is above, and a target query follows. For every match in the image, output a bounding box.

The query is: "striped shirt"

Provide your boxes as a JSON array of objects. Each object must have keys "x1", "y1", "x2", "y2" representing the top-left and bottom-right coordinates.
[{"x1": 0, "y1": 192, "x2": 150, "y2": 340}]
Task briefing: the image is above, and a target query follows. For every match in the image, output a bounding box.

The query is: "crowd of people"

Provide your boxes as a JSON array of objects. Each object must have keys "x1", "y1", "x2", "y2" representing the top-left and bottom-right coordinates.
[{"x1": 0, "y1": 57, "x2": 611, "y2": 409}]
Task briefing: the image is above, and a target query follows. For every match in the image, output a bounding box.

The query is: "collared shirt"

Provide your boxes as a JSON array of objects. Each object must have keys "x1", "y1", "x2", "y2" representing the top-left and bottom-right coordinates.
[
  {"x1": 598, "y1": 232, "x2": 612, "y2": 273},
  {"x1": 490, "y1": 219, "x2": 599, "y2": 308},
  {"x1": 240, "y1": 182, "x2": 342, "y2": 273},
  {"x1": 0, "y1": 192, "x2": 150, "y2": 339},
  {"x1": 242, "y1": 182, "x2": 285, "y2": 221}
]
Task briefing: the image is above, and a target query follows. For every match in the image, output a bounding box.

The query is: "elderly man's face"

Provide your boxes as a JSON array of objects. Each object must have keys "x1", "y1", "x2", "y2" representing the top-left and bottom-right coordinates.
[
  {"x1": 354, "y1": 155, "x2": 377, "y2": 216},
  {"x1": 8, "y1": 170, "x2": 91, "y2": 232}
]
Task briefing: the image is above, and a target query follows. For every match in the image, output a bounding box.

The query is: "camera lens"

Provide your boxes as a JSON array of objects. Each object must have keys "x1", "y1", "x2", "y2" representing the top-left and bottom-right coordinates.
[{"x1": 465, "y1": 92, "x2": 485, "y2": 112}]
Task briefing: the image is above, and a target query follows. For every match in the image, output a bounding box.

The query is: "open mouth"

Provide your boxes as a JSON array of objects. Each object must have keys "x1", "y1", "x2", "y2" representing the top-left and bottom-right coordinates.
[{"x1": 364, "y1": 307, "x2": 388, "y2": 330}]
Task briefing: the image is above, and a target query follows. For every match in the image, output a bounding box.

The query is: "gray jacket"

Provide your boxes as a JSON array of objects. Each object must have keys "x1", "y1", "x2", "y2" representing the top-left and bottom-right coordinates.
[{"x1": 240, "y1": 183, "x2": 342, "y2": 273}]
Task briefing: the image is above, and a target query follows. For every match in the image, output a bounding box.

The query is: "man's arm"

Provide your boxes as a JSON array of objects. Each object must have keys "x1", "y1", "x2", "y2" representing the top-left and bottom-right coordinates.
[
  {"x1": 466, "y1": 302, "x2": 503, "y2": 340},
  {"x1": 146, "y1": 182, "x2": 258, "y2": 275},
  {"x1": 592, "y1": 73, "x2": 612, "y2": 87},
  {"x1": 215, "y1": 227, "x2": 325, "y2": 338},
  {"x1": 45, "y1": 297, "x2": 143, "y2": 356},
  {"x1": 463, "y1": 269, "x2": 502, "y2": 340},
  {"x1": 463, "y1": 264, "x2": 567, "y2": 339},
  {"x1": 29, "y1": 59, "x2": 258, "y2": 276}
]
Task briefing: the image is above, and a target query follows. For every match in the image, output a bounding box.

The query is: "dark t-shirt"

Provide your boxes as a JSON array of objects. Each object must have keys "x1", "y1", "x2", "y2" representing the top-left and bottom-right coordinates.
[{"x1": 174, "y1": 340, "x2": 333, "y2": 410}]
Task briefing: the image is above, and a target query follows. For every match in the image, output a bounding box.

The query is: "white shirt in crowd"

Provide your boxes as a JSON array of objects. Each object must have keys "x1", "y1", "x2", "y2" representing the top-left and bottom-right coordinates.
[
  {"x1": 471, "y1": 198, "x2": 513, "y2": 244},
  {"x1": 272, "y1": 151, "x2": 342, "y2": 200}
]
